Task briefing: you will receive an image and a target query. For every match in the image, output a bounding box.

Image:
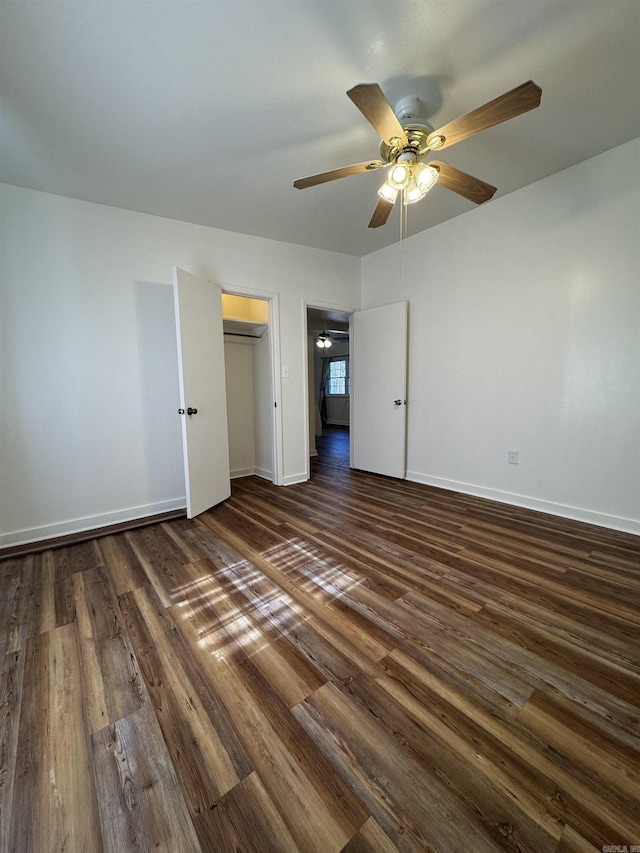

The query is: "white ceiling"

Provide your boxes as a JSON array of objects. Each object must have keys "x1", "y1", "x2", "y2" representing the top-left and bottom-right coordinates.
[{"x1": 1, "y1": 1, "x2": 639, "y2": 257}]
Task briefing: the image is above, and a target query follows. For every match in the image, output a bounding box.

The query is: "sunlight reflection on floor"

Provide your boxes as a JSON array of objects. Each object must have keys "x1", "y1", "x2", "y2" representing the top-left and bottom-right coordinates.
[{"x1": 170, "y1": 532, "x2": 362, "y2": 663}]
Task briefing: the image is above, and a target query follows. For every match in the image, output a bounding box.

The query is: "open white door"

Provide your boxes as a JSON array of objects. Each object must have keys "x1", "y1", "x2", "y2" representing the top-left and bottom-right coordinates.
[
  {"x1": 351, "y1": 301, "x2": 408, "y2": 478},
  {"x1": 173, "y1": 267, "x2": 231, "y2": 518}
]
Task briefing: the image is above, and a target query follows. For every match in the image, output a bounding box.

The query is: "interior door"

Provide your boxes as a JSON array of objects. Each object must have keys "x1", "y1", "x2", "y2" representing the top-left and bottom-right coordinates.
[
  {"x1": 351, "y1": 301, "x2": 408, "y2": 478},
  {"x1": 173, "y1": 267, "x2": 230, "y2": 517}
]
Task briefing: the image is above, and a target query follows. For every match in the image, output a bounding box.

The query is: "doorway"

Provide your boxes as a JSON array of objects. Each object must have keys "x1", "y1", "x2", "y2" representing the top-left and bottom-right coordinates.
[
  {"x1": 314, "y1": 424, "x2": 350, "y2": 472},
  {"x1": 222, "y1": 293, "x2": 279, "y2": 484},
  {"x1": 306, "y1": 305, "x2": 352, "y2": 474},
  {"x1": 305, "y1": 299, "x2": 409, "y2": 484},
  {"x1": 173, "y1": 269, "x2": 283, "y2": 518}
]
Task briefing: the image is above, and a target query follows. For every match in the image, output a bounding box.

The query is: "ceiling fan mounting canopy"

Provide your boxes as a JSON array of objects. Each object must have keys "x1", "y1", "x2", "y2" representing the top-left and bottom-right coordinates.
[
  {"x1": 394, "y1": 95, "x2": 424, "y2": 122},
  {"x1": 293, "y1": 79, "x2": 542, "y2": 229}
]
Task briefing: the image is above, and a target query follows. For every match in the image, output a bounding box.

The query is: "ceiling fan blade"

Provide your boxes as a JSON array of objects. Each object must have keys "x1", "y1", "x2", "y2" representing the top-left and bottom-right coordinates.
[
  {"x1": 368, "y1": 196, "x2": 395, "y2": 228},
  {"x1": 347, "y1": 83, "x2": 408, "y2": 148},
  {"x1": 427, "y1": 80, "x2": 542, "y2": 151},
  {"x1": 430, "y1": 161, "x2": 497, "y2": 204},
  {"x1": 293, "y1": 160, "x2": 384, "y2": 189}
]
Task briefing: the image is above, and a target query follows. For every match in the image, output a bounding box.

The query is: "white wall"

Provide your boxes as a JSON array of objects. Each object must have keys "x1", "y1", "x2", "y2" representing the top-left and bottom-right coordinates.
[
  {"x1": 362, "y1": 139, "x2": 640, "y2": 534},
  {"x1": 325, "y1": 396, "x2": 350, "y2": 427},
  {"x1": 223, "y1": 332, "x2": 274, "y2": 481},
  {"x1": 224, "y1": 340, "x2": 256, "y2": 478},
  {"x1": 0, "y1": 184, "x2": 360, "y2": 546}
]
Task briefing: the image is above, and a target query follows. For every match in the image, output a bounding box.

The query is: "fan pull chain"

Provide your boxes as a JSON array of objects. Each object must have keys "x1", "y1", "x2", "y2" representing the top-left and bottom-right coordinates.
[
  {"x1": 399, "y1": 189, "x2": 406, "y2": 243},
  {"x1": 399, "y1": 189, "x2": 407, "y2": 284}
]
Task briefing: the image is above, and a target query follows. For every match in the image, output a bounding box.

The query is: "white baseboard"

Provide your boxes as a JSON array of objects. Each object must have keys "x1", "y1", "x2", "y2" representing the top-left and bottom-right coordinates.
[
  {"x1": 406, "y1": 472, "x2": 640, "y2": 536},
  {"x1": 231, "y1": 467, "x2": 275, "y2": 481},
  {"x1": 282, "y1": 472, "x2": 308, "y2": 486},
  {"x1": 0, "y1": 498, "x2": 187, "y2": 550},
  {"x1": 309, "y1": 449, "x2": 318, "y2": 458},
  {"x1": 230, "y1": 467, "x2": 257, "y2": 479}
]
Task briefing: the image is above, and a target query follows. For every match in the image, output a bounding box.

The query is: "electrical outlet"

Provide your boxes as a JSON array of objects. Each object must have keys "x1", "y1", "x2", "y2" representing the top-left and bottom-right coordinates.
[
  {"x1": 508, "y1": 449, "x2": 519, "y2": 465},
  {"x1": 282, "y1": 365, "x2": 290, "y2": 379}
]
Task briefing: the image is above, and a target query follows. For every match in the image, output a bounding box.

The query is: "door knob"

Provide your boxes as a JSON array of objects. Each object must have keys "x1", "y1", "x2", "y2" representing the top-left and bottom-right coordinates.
[
  {"x1": 187, "y1": 407, "x2": 198, "y2": 415},
  {"x1": 394, "y1": 399, "x2": 402, "y2": 406}
]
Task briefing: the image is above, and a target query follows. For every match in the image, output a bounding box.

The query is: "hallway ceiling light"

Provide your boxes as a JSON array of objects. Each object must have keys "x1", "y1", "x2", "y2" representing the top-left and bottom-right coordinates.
[{"x1": 316, "y1": 333, "x2": 332, "y2": 349}]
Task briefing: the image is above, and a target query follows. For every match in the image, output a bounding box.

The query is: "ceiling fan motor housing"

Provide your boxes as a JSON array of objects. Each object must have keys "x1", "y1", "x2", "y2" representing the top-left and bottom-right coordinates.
[{"x1": 394, "y1": 95, "x2": 423, "y2": 123}]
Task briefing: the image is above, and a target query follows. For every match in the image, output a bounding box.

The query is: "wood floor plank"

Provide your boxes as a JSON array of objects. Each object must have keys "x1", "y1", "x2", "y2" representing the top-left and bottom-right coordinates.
[
  {"x1": 167, "y1": 555, "x2": 305, "y2": 668},
  {"x1": 517, "y1": 689, "x2": 640, "y2": 804},
  {"x1": 119, "y1": 583, "x2": 253, "y2": 814},
  {"x1": 29, "y1": 550, "x2": 74, "y2": 637},
  {"x1": 479, "y1": 587, "x2": 640, "y2": 669},
  {"x1": 274, "y1": 528, "x2": 410, "y2": 602},
  {"x1": 473, "y1": 601, "x2": 640, "y2": 707},
  {"x1": 466, "y1": 552, "x2": 638, "y2": 624},
  {"x1": 248, "y1": 633, "x2": 326, "y2": 708},
  {"x1": 1, "y1": 551, "x2": 74, "y2": 656},
  {"x1": 191, "y1": 771, "x2": 299, "y2": 853},
  {"x1": 293, "y1": 680, "x2": 504, "y2": 853},
  {"x1": 173, "y1": 608, "x2": 368, "y2": 852},
  {"x1": 460, "y1": 562, "x2": 640, "y2": 648},
  {"x1": 72, "y1": 566, "x2": 147, "y2": 732},
  {"x1": 124, "y1": 524, "x2": 202, "y2": 607},
  {"x1": 53, "y1": 539, "x2": 105, "y2": 574},
  {"x1": 341, "y1": 816, "x2": 401, "y2": 853},
  {"x1": 1, "y1": 555, "x2": 34, "y2": 655},
  {"x1": 9, "y1": 623, "x2": 103, "y2": 852},
  {"x1": 311, "y1": 522, "x2": 488, "y2": 611},
  {"x1": 91, "y1": 703, "x2": 201, "y2": 852},
  {"x1": 97, "y1": 533, "x2": 150, "y2": 596},
  {"x1": 396, "y1": 627, "x2": 534, "y2": 718},
  {"x1": 346, "y1": 670, "x2": 563, "y2": 852},
  {"x1": 397, "y1": 592, "x2": 640, "y2": 745},
  {"x1": 0, "y1": 649, "x2": 25, "y2": 853},
  {"x1": 380, "y1": 647, "x2": 640, "y2": 846},
  {"x1": 200, "y1": 515, "x2": 394, "y2": 679},
  {"x1": 263, "y1": 554, "x2": 398, "y2": 665},
  {"x1": 555, "y1": 824, "x2": 602, "y2": 852}
]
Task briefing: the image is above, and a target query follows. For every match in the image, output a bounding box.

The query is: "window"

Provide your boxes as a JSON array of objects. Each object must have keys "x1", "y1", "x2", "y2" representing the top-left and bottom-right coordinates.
[{"x1": 326, "y1": 358, "x2": 349, "y2": 396}]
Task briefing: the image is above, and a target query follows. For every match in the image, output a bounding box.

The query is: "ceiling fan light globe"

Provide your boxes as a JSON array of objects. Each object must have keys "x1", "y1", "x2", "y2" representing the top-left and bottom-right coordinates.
[
  {"x1": 405, "y1": 185, "x2": 426, "y2": 204},
  {"x1": 415, "y1": 163, "x2": 439, "y2": 191},
  {"x1": 389, "y1": 164, "x2": 410, "y2": 188},
  {"x1": 378, "y1": 182, "x2": 398, "y2": 203}
]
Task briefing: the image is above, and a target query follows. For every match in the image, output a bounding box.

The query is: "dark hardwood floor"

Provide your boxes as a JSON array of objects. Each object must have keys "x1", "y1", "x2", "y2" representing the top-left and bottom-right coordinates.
[{"x1": 2, "y1": 426, "x2": 639, "y2": 852}]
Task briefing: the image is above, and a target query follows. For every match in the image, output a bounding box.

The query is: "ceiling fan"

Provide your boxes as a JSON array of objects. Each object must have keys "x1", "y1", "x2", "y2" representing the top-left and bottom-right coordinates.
[{"x1": 293, "y1": 80, "x2": 542, "y2": 228}]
